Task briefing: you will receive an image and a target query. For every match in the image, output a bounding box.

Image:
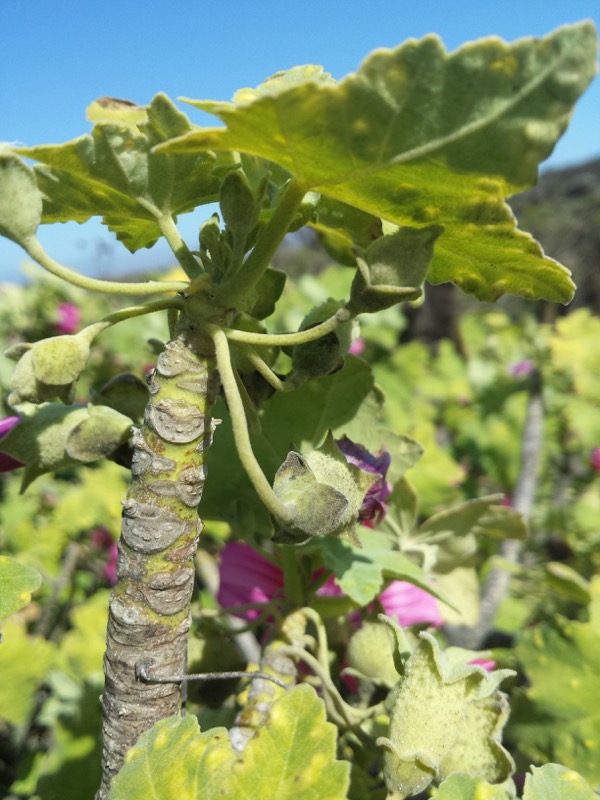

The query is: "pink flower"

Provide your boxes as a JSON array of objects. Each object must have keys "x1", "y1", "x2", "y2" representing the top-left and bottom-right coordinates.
[
  {"x1": 336, "y1": 435, "x2": 391, "y2": 526},
  {"x1": 53, "y1": 302, "x2": 81, "y2": 335},
  {"x1": 218, "y1": 543, "x2": 441, "y2": 630},
  {"x1": 591, "y1": 448, "x2": 600, "y2": 472},
  {"x1": 90, "y1": 527, "x2": 118, "y2": 586},
  {"x1": 508, "y1": 359, "x2": 534, "y2": 378},
  {"x1": 469, "y1": 658, "x2": 496, "y2": 671},
  {"x1": 0, "y1": 416, "x2": 23, "y2": 473},
  {"x1": 349, "y1": 338, "x2": 365, "y2": 356},
  {"x1": 217, "y1": 542, "x2": 284, "y2": 620},
  {"x1": 378, "y1": 581, "x2": 443, "y2": 627}
]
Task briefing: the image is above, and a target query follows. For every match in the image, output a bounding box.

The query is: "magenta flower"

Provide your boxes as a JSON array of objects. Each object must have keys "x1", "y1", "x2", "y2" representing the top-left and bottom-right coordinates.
[
  {"x1": 591, "y1": 448, "x2": 600, "y2": 472},
  {"x1": 508, "y1": 359, "x2": 534, "y2": 378},
  {"x1": 469, "y1": 658, "x2": 496, "y2": 672},
  {"x1": 0, "y1": 416, "x2": 24, "y2": 473},
  {"x1": 53, "y1": 302, "x2": 81, "y2": 335},
  {"x1": 378, "y1": 580, "x2": 443, "y2": 627},
  {"x1": 90, "y1": 527, "x2": 118, "y2": 586},
  {"x1": 217, "y1": 542, "x2": 441, "y2": 630},
  {"x1": 349, "y1": 338, "x2": 365, "y2": 356},
  {"x1": 217, "y1": 542, "x2": 284, "y2": 620},
  {"x1": 336, "y1": 435, "x2": 391, "y2": 526}
]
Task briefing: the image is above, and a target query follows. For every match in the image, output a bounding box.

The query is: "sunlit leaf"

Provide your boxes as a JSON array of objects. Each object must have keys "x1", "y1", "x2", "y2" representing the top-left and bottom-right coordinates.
[
  {"x1": 160, "y1": 23, "x2": 597, "y2": 302},
  {"x1": 523, "y1": 764, "x2": 598, "y2": 800},
  {"x1": 0, "y1": 622, "x2": 55, "y2": 726},
  {"x1": 108, "y1": 685, "x2": 349, "y2": 800},
  {"x1": 510, "y1": 613, "x2": 600, "y2": 784},
  {"x1": 320, "y1": 528, "x2": 440, "y2": 606},
  {"x1": 18, "y1": 94, "x2": 235, "y2": 251},
  {"x1": 0, "y1": 556, "x2": 42, "y2": 620}
]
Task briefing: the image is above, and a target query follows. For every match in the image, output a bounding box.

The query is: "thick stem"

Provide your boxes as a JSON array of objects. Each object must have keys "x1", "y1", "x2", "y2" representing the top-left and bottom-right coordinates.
[{"x1": 96, "y1": 317, "x2": 220, "y2": 799}]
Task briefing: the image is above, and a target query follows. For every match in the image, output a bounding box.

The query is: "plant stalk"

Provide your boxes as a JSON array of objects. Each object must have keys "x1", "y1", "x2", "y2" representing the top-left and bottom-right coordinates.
[{"x1": 96, "y1": 316, "x2": 220, "y2": 799}]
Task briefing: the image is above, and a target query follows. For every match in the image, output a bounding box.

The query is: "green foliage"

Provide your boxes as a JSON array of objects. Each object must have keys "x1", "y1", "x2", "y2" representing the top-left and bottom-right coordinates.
[
  {"x1": 434, "y1": 765, "x2": 598, "y2": 799},
  {"x1": 0, "y1": 21, "x2": 598, "y2": 800},
  {"x1": 17, "y1": 94, "x2": 235, "y2": 253},
  {"x1": 108, "y1": 685, "x2": 349, "y2": 800},
  {"x1": 523, "y1": 764, "x2": 598, "y2": 799},
  {"x1": 320, "y1": 528, "x2": 440, "y2": 607},
  {"x1": 161, "y1": 23, "x2": 597, "y2": 302},
  {"x1": 0, "y1": 556, "x2": 42, "y2": 620},
  {"x1": 0, "y1": 622, "x2": 55, "y2": 726},
  {"x1": 509, "y1": 585, "x2": 600, "y2": 785}
]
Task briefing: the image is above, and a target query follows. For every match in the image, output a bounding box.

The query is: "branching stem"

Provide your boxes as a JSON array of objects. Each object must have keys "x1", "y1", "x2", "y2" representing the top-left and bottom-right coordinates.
[
  {"x1": 156, "y1": 212, "x2": 203, "y2": 279},
  {"x1": 223, "y1": 308, "x2": 352, "y2": 347},
  {"x1": 209, "y1": 326, "x2": 293, "y2": 523},
  {"x1": 233, "y1": 343, "x2": 290, "y2": 392},
  {"x1": 23, "y1": 236, "x2": 190, "y2": 295},
  {"x1": 101, "y1": 297, "x2": 184, "y2": 326}
]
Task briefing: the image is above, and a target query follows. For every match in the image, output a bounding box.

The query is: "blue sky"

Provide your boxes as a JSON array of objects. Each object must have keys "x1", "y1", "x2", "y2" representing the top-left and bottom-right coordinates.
[{"x1": 1, "y1": 0, "x2": 598, "y2": 282}]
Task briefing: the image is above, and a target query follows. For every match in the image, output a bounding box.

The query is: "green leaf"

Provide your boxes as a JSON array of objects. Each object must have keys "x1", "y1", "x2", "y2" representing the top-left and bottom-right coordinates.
[
  {"x1": 160, "y1": 23, "x2": 597, "y2": 302},
  {"x1": 510, "y1": 615, "x2": 600, "y2": 785},
  {"x1": 416, "y1": 495, "x2": 526, "y2": 573},
  {"x1": 28, "y1": 671, "x2": 104, "y2": 800},
  {"x1": 523, "y1": 764, "x2": 598, "y2": 800},
  {"x1": 55, "y1": 591, "x2": 110, "y2": 680},
  {"x1": 0, "y1": 147, "x2": 43, "y2": 245},
  {"x1": 0, "y1": 622, "x2": 55, "y2": 726},
  {"x1": 18, "y1": 93, "x2": 235, "y2": 251},
  {"x1": 108, "y1": 685, "x2": 350, "y2": 800},
  {"x1": 320, "y1": 528, "x2": 441, "y2": 607},
  {"x1": 434, "y1": 772, "x2": 512, "y2": 799},
  {"x1": 0, "y1": 556, "x2": 42, "y2": 620},
  {"x1": 107, "y1": 716, "x2": 232, "y2": 800}
]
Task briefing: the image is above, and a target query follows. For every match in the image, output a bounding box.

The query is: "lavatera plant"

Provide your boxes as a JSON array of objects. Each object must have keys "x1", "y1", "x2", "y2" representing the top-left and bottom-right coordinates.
[{"x1": 0, "y1": 21, "x2": 597, "y2": 800}]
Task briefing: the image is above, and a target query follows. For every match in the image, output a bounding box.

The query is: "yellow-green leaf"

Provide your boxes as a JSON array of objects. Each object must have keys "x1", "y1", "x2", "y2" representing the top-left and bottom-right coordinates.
[
  {"x1": 0, "y1": 556, "x2": 42, "y2": 620},
  {"x1": 160, "y1": 23, "x2": 597, "y2": 303},
  {"x1": 108, "y1": 685, "x2": 349, "y2": 800}
]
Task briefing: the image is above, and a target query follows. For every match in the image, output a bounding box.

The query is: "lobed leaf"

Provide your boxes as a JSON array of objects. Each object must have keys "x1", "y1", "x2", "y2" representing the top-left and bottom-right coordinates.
[
  {"x1": 17, "y1": 94, "x2": 235, "y2": 251},
  {"x1": 510, "y1": 613, "x2": 600, "y2": 785},
  {"x1": 523, "y1": 764, "x2": 598, "y2": 800},
  {"x1": 108, "y1": 685, "x2": 349, "y2": 800},
  {"x1": 0, "y1": 556, "x2": 42, "y2": 620},
  {"x1": 320, "y1": 528, "x2": 444, "y2": 607},
  {"x1": 159, "y1": 23, "x2": 597, "y2": 302}
]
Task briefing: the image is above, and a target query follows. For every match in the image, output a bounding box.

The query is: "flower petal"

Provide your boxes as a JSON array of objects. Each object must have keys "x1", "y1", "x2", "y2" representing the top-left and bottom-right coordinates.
[
  {"x1": 217, "y1": 542, "x2": 284, "y2": 620},
  {"x1": 379, "y1": 581, "x2": 443, "y2": 627}
]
